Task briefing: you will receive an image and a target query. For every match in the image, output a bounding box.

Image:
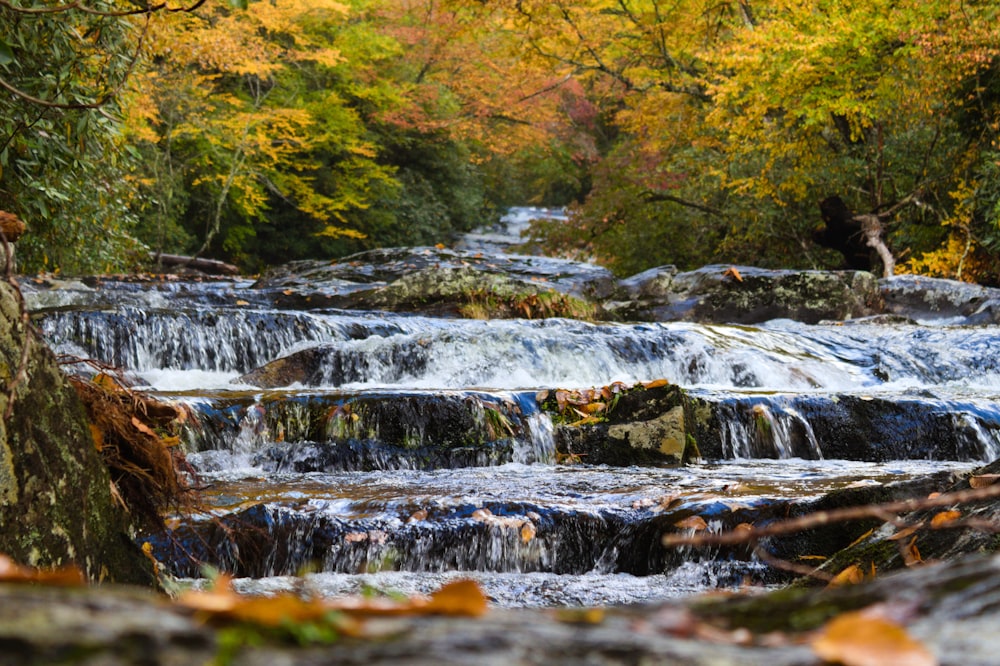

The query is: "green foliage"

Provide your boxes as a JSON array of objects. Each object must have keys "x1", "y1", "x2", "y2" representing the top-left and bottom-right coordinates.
[{"x1": 0, "y1": 1, "x2": 144, "y2": 273}]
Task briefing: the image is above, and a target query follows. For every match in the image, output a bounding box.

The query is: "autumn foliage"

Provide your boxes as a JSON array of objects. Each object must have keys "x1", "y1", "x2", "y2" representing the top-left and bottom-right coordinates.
[{"x1": 2, "y1": 0, "x2": 1000, "y2": 280}]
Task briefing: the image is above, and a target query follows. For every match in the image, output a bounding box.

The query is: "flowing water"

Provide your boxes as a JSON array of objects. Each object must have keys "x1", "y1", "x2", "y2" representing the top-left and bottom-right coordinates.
[{"x1": 25, "y1": 208, "x2": 1000, "y2": 607}]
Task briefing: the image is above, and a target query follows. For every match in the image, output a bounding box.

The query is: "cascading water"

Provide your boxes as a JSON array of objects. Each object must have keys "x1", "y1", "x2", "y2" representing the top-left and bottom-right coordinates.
[{"x1": 25, "y1": 207, "x2": 1000, "y2": 607}]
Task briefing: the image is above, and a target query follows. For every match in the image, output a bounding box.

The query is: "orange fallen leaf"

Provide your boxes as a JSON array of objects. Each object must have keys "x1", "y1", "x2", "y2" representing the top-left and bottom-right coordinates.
[
  {"x1": 235, "y1": 299, "x2": 250, "y2": 306},
  {"x1": 902, "y1": 536, "x2": 923, "y2": 567},
  {"x1": 520, "y1": 521, "x2": 537, "y2": 543},
  {"x1": 930, "y1": 510, "x2": 961, "y2": 528},
  {"x1": 723, "y1": 266, "x2": 743, "y2": 282},
  {"x1": 812, "y1": 610, "x2": 936, "y2": 666},
  {"x1": 827, "y1": 563, "x2": 865, "y2": 588},
  {"x1": 847, "y1": 528, "x2": 875, "y2": 549},
  {"x1": 642, "y1": 378, "x2": 670, "y2": 389},
  {"x1": 0, "y1": 554, "x2": 85, "y2": 587},
  {"x1": 422, "y1": 579, "x2": 488, "y2": 616}
]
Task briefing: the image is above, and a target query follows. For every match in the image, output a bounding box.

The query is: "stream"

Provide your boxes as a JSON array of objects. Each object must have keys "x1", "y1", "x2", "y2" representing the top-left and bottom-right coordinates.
[{"x1": 24, "y1": 208, "x2": 1000, "y2": 608}]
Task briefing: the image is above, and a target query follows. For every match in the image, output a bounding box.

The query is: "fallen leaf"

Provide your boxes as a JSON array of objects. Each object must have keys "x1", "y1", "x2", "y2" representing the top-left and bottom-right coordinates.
[
  {"x1": 722, "y1": 266, "x2": 743, "y2": 282},
  {"x1": 643, "y1": 378, "x2": 670, "y2": 389},
  {"x1": 888, "y1": 524, "x2": 923, "y2": 541},
  {"x1": 812, "y1": 610, "x2": 936, "y2": 666},
  {"x1": 472, "y1": 508, "x2": 493, "y2": 521},
  {"x1": 827, "y1": 564, "x2": 865, "y2": 588},
  {"x1": 408, "y1": 509, "x2": 428, "y2": 523},
  {"x1": 902, "y1": 536, "x2": 923, "y2": 567},
  {"x1": 130, "y1": 416, "x2": 158, "y2": 438},
  {"x1": 0, "y1": 554, "x2": 85, "y2": 587},
  {"x1": 235, "y1": 299, "x2": 249, "y2": 306},
  {"x1": 930, "y1": 510, "x2": 961, "y2": 528},
  {"x1": 555, "y1": 608, "x2": 605, "y2": 624},
  {"x1": 422, "y1": 579, "x2": 488, "y2": 616},
  {"x1": 847, "y1": 528, "x2": 875, "y2": 549},
  {"x1": 520, "y1": 522, "x2": 537, "y2": 543},
  {"x1": 970, "y1": 474, "x2": 1000, "y2": 488}
]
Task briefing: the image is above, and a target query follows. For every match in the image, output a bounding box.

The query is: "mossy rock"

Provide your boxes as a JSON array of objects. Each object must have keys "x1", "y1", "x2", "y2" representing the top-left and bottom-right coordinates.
[
  {"x1": 0, "y1": 281, "x2": 154, "y2": 584},
  {"x1": 539, "y1": 383, "x2": 699, "y2": 465}
]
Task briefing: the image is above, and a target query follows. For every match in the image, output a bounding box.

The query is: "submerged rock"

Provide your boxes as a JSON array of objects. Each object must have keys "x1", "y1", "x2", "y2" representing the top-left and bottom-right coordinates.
[{"x1": 0, "y1": 281, "x2": 154, "y2": 584}]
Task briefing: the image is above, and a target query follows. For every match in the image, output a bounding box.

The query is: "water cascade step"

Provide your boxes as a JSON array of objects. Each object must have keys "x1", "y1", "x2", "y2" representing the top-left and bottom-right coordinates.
[{"x1": 24, "y1": 208, "x2": 1000, "y2": 606}]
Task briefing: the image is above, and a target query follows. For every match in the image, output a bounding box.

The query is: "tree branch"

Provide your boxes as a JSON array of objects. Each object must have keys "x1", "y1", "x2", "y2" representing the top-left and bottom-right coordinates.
[{"x1": 663, "y1": 481, "x2": 1000, "y2": 549}]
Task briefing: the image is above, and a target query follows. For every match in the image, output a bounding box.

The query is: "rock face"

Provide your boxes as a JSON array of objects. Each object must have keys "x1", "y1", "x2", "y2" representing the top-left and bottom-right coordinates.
[{"x1": 0, "y1": 281, "x2": 153, "y2": 584}]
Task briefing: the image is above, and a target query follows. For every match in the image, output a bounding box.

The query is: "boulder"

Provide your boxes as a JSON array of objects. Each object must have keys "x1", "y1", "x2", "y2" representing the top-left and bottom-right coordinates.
[
  {"x1": 608, "y1": 265, "x2": 882, "y2": 324},
  {"x1": 540, "y1": 383, "x2": 700, "y2": 465},
  {"x1": 0, "y1": 280, "x2": 154, "y2": 584},
  {"x1": 880, "y1": 273, "x2": 1000, "y2": 324}
]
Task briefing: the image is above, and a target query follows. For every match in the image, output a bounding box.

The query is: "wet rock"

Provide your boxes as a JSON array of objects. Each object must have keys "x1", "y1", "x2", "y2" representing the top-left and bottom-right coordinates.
[
  {"x1": 542, "y1": 384, "x2": 700, "y2": 465},
  {"x1": 340, "y1": 266, "x2": 598, "y2": 319},
  {"x1": 813, "y1": 458, "x2": 1000, "y2": 578},
  {"x1": 182, "y1": 391, "x2": 541, "y2": 468},
  {"x1": 609, "y1": 265, "x2": 882, "y2": 324},
  {"x1": 7, "y1": 551, "x2": 1000, "y2": 665},
  {"x1": 687, "y1": 392, "x2": 1000, "y2": 462},
  {"x1": 880, "y1": 273, "x2": 1000, "y2": 324},
  {"x1": 0, "y1": 281, "x2": 154, "y2": 585},
  {"x1": 254, "y1": 247, "x2": 620, "y2": 309}
]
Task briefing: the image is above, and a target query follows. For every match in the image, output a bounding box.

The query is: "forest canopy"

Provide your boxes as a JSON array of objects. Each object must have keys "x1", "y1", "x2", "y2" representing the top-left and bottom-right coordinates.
[{"x1": 1, "y1": 0, "x2": 999, "y2": 282}]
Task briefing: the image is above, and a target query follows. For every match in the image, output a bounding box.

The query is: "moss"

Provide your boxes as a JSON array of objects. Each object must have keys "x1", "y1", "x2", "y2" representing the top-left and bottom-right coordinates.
[{"x1": 0, "y1": 281, "x2": 155, "y2": 585}]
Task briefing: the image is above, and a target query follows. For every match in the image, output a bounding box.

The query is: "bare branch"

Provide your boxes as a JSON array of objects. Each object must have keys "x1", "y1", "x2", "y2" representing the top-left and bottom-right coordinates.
[{"x1": 663, "y1": 481, "x2": 1000, "y2": 549}]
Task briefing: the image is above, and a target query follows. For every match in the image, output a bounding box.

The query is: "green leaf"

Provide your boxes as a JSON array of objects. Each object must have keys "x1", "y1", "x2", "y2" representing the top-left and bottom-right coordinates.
[
  {"x1": 227, "y1": 0, "x2": 248, "y2": 9},
  {"x1": 0, "y1": 39, "x2": 13, "y2": 66}
]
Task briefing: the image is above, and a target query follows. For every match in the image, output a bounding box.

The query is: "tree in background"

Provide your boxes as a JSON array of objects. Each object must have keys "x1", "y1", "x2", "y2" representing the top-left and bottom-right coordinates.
[{"x1": 0, "y1": 0, "x2": 157, "y2": 272}]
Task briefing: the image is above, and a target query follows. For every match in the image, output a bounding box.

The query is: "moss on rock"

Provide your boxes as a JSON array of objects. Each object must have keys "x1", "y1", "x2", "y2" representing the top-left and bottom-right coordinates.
[{"x1": 0, "y1": 281, "x2": 154, "y2": 585}]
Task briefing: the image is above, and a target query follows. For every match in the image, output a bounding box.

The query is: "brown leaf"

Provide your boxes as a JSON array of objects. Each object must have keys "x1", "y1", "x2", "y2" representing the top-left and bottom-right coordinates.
[
  {"x1": 888, "y1": 524, "x2": 923, "y2": 541},
  {"x1": 130, "y1": 416, "x2": 158, "y2": 439},
  {"x1": 722, "y1": 266, "x2": 743, "y2": 282},
  {"x1": 674, "y1": 515, "x2": 708, "y2": 531},
  {"x1": 642, "y1": 378, "x2": 670, "y2": 389},
  {"x1": 0, "y1": 554, "x2": 85, "y2": 587},
  {"x1": 902, "y1": 536, "x2": 923, "y2": 567},
  {"x1": 970, "y1": 474, "x2": 1000, "y2": 488},
  {"x1": 422, "y1": 579, "x2": 489, "y2": 616},
  {"x1": 581, "y1": 401, "x2": 606, "y2": 414},
  {"x1": 812, "y1": 610, "x2": 936, "y2": 666}
]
